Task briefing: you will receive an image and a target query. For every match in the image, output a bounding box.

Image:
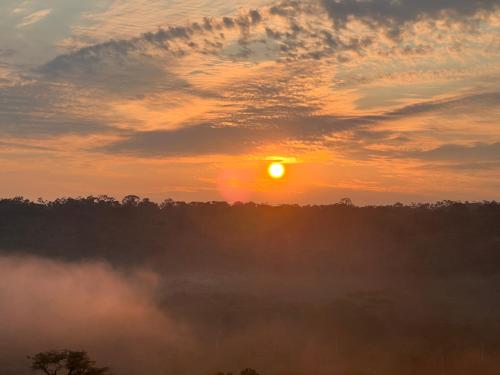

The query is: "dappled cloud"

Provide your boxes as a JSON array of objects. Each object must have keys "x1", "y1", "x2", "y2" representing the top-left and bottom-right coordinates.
[{"x1": 0, "y1": 0, "x2": 498, "y2": 202}]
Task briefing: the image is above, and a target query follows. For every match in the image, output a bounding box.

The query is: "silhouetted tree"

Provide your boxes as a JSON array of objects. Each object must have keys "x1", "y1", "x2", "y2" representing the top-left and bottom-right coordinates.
[
  {"x1": 122, "y1": 195, "x2": 141, "y2": 206},
  {"x1": 240, "y1": 368, "x2": 260, "y2": 375},
  {"x1": 338, "y1": 197, "x2": 353, "y2": 206},
  {"x1": 29, "y1": 350, "x2": 111, "y2": 375},
  {"x1": 29, "y1": 351, "x2": 66, "y2": 375}
]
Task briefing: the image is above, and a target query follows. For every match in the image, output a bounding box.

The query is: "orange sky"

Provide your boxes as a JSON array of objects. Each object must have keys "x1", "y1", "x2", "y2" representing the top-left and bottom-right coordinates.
[{"x1": 0, "y1": 0, "x2": 499, "y2": 204}]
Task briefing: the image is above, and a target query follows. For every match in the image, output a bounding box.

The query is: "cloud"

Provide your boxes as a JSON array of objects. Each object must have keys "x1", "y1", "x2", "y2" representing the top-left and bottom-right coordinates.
[
  {"x1": 34, "y1": 8, "x2": 277, "y2": 96},
  {"x1": 386, "y1": 92, "x2": 500, "y2": 118},
  {"x1": 426, "y1": 161, "x2": 500, "y2": 171},
  {"x1": 32, "y1": 0, "x2": 499, "y2": 85},
  {"x1": 0, "y1": 141, "x2": 54, "y2": 151},
  {"x1": 0, "y1": 48, "x2": 16, "y2": 58},
  {"x1": 0, "y1": 255, "x2": 192, "y2": 375},
  {"x1": 0, "y1": 83, "x2": 118, "y2": 137},
  {"x1": 97, "y1": 92, "x2": 499, "y2": 157},
  {"x1": 410, "y1": 142, "x2": 500, "y2": 162},
  {"x1": 17, "y1": 9, "x2": 52, "y2": 28},
  {"x1": 31, "y1": 2, "x2": 372, "y2": 70},
  {"x1": 97, "y1": 123, "x2": 262, "y2": 156},
  {"x1": 39, "y1": 51, "x2": 192, "y2": 97},
  {"x1": 39, "y1": 7, "x2": 267, "y2": 74},
  {"x1": 95, "y1": 114, "x2": 379, "y2": 157},
  {"x1": 321, "y1": 0, "x2": 498, "y2": 36}
]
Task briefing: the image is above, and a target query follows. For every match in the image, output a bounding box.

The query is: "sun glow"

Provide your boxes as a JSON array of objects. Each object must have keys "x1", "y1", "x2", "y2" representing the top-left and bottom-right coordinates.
[{"x1": 268, "y1": 162, "x2": 285, "y2": 179}]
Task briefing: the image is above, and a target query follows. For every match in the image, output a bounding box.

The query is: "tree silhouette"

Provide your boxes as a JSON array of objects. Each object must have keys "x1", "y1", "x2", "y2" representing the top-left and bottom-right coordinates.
[
  {"x1": 338, "y1": 197, "x2": 353, "y2": 206},
  {"x1": 29, "y1": 350, "x2": 111, "y2": 375},
  {"x1": 122, "y1": 195, "x2": 141, "y2": 206},
  {"x1": 240, "y1": 368, "x2": 260, "y2": 375},
  {"x1": 29, "y1": 351, "x2": 66, "y2": 375}
]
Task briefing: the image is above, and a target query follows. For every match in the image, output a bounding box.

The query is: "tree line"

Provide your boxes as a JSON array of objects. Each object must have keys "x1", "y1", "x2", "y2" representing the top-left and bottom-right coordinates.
[{"x1": 1, "y1": 195, "x2": 500, "y2": 276}]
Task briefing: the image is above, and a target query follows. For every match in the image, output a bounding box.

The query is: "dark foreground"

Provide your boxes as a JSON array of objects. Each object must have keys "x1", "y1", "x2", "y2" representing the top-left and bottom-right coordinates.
[{"x1": 1, "y1": 197, "x2": 500, "y2": 375}]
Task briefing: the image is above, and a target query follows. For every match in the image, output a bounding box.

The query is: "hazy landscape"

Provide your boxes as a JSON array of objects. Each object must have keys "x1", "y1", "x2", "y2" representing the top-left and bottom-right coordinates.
[
  {"x1": 1, "y1": 0, "x2": 499, "y2": 373},
  {"x1": 2, "y1": 197, "x2": 500, "y2": 374}
]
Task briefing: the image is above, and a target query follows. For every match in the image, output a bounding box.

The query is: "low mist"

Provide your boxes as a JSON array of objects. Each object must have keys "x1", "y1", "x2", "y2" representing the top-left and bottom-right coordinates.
[{"x1": 0, "y1": 255, "x2": 192, "y2": 375}]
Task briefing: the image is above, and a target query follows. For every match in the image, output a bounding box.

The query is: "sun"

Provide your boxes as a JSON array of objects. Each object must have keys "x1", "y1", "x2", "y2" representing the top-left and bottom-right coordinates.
[{"x1": 268, "y1": 162, "x2": 285, "y2": 179}]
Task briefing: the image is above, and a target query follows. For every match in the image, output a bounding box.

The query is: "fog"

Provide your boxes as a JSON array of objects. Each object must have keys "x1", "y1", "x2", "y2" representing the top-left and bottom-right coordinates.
[
  {"x1": 0, "y1": 255, "x2": 192, "y2": 375},
  {"x1": 3, "y1": 253, "x2": 500, "y2": 375}
]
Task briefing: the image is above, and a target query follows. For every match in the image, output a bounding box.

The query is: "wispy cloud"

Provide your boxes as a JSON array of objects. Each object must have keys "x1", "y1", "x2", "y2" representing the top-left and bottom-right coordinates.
[
  {"x1": 97, "y1": 92, "x2": 500, "y2": 157},
  {"x1": 17, "y1": 8, "x2": 52, "y2": 28},
  {"x1": 0, "y1": 141, "x2": 54, "y2": 151},
  {"x1": 409, "y1": 142, "x2": 500, "y2": 162}
]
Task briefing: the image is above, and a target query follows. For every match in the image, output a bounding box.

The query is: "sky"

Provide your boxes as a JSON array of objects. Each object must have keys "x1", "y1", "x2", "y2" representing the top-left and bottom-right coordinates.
[{"x1": 0, "y1": 0, "x2": 499, "y2": 205}]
